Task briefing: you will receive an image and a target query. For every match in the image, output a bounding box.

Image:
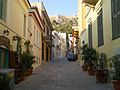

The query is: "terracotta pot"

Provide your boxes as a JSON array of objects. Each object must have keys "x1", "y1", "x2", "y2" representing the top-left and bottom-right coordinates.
[
  {"x1": 95, "y1": 69, "x2": 109, "y2": 84},
  {"x1": 88, "y1": 68, "x2": 95, "y2": 76},
  {"x1": 25, "y1": 68, "x2": 33, "y2": 76},
  {"x1": 82, "y1": 65, "x2": 88, "y2": 71},
  {"x1": 112, "y1": 80, "x2": 120, "y2": 90}
]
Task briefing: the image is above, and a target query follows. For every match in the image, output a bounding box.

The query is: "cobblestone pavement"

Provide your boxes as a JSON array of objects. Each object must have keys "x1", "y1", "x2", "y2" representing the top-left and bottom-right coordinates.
[{"x1": 15, "y1": 58, "x2": 113, "y2": 90}]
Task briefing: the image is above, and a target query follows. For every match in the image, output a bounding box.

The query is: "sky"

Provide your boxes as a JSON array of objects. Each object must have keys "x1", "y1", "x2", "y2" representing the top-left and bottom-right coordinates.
[{"x1": 29, "y1": 0, "x2": 77, "y2": 16}]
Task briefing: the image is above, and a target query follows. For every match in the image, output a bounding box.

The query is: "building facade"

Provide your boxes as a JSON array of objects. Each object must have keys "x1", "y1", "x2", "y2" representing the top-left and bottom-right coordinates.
[
  {"x1": 78, "y1": 0, "x2": 120, "y2": 58},
  {"x1": 0, "y1": 0, "x2": 30, "y2": 68},
  {"x1": 58, "y1": 33, "x2": 67, "y2": 58},
  {"x1": 0, "y1": 0, "x2": 53, "y2": 69},
  {"x1": 52, "y1": 31, "x2": 61, "y2": 59},
  {"x1": 31, "y1": 2, "x2": 53, "y2": 63},
  {"x1": 28, "y1": 6, "x2": 43, "y2": 69}
]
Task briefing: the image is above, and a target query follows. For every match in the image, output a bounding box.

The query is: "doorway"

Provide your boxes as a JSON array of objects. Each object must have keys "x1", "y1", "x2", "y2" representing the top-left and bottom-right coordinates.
[{"x1": 0, "y1": 47, "x2": 9, "y2": 68}]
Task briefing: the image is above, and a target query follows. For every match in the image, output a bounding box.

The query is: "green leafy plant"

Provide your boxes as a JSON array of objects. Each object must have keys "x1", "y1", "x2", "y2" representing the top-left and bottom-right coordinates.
[
  {"x1": 97, "y1": 53, "x2": 108, "y2": 69},
  {"x1": 112, "y1": 55, "x2": 120, "y2": 80},
  {"x1": 81, "y1": 44, "x2": 89, "y2": 65},
  {"x1": 20, "y1": 40, "x2": 35, "y2": 73},
  {"x1": 81, "y1": 44, "x2": 98, "y2": 68},
  {"x1": 24, "y1": 40, "x2": 35, "y2": 69}
]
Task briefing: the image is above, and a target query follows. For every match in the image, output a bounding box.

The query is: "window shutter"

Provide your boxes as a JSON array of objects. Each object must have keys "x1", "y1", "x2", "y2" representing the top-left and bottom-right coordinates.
[
  {"x1": 117, "y1": 0, "x2": 120, "y2": 36},
  {"x1": 111, "y1": 0, "x2": 120, "y2": 39},
  {"x1": 88, "y1": 23, "x2": 92, "y2": 48},
  {"x1": 97, "y1": 10, "x2": 104, "y2": 46}
]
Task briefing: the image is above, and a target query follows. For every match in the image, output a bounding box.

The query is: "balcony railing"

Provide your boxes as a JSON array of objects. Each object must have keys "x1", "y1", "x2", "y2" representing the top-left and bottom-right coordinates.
[
  {"x1": 83, "y1": 0, "x2": 99, "y2": 6},
  {"x1": 43, "y1": 34, "x2": 52, "y2": 45}
]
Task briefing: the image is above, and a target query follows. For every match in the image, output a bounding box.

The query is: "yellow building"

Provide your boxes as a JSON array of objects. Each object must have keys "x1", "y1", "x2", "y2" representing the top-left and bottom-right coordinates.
[
  {"x1": 31, "y1": 2, "x2": 53, "y2": 63},
  {"x1": 0, "y1": 0, "x2": 30, "y2": 68},
  {"x1": 28, "y1": 6, "x2": 44, "y2": 69},
  {"x1": 78, "y1": 0, "x2": 120, "y2": 58}
]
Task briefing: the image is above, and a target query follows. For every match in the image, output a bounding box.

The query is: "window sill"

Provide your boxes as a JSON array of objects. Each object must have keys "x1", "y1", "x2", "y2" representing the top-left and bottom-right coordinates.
[
  {"x1": 112, "y1": 35, "x2": 120, "y2": 40},
  {"x1": 98, "y1": 43, "x2": 104, "y2": 47}
]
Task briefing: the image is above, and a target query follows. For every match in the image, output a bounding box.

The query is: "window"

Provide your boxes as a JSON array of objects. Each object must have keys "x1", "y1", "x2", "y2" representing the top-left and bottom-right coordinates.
[
  {"x1": 38, "y1": 32, "x2": 40, "y2": 47},
  {"x1": 97, "y1": 9, "x2": 104, "y2": 46},
  {"x1": 37, "y1": 30, "x2": 38, "y2": 46},
  {"x1": 34, "y1": 26, "x2": 36, "y2": 44},
  {"x1": 0, "y1": 0, "x2": 7, "y2": 21},
  {"x1": 88, "y1": 23, "x2": 92, "y2": 48},
  {"x1": 111, "y1": 0, "x2": 120, "y2": 39},
  {"x1": 23, "y1": 15, "x2": 26, "y2": 37}
]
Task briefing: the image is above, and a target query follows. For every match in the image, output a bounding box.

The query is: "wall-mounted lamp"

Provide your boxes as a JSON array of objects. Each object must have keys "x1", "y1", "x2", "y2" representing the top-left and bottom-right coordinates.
[
  {"x1": 13, "y1": 35, "x2": 19, "y2": 41},
  {"x1": 3, "y1": 29, "x2": 10, "y2": 35}
]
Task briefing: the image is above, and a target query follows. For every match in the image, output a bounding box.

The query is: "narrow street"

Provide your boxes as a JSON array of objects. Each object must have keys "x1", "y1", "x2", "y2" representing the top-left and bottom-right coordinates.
[{"x1": 15, "y1": 58, "x2": 113, "y2": 90}]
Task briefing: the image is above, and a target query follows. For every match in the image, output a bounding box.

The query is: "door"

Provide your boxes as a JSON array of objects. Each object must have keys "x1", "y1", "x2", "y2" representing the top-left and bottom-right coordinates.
[{"x1": 0, "y1": 47, "x2": 9, "y2": 68}]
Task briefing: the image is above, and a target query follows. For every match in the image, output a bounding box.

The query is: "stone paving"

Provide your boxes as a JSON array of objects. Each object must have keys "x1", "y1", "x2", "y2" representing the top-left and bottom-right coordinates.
[{"x1": 15, "y1": 58, "x2": 113, "y2": 90}]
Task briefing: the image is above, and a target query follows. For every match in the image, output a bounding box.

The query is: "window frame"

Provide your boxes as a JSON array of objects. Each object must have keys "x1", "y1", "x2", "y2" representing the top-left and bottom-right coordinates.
[
  {"x1": 0, "y1": 0, "x2": 7, "y2": 21},
  {"x1": 23, "y1": 14, "x2": 27, "y2": 38},
  {"x1": 111, "y1": 0, "x2": 120, "y2": 39},
  {"x1": 88, "y1": 22, "x2": 92, "y2": 48},
  {"x1": 97, "y1": 9, "x2": 104, "y2": 47}
]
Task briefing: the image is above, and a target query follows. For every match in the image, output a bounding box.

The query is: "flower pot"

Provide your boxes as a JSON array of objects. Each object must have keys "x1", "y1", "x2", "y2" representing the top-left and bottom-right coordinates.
[
  {"x1": 95, "y1": 69, "x2": 109, "y2": 84},
  {"x1": 112, "y1": 80, "x2": 120, "y2": 90},
  {"x1": 29, "y1": 67, "x2": 33, "y2": 75},
  {"x1": 82, "y1": 65, "x2": 88, "y2": 71},
  {"x1": 25, "y1": 67, "x2": 33, "y2": 76},
  {"x1": 88, "y1": 68, "x2": 95, "y2": 76}
]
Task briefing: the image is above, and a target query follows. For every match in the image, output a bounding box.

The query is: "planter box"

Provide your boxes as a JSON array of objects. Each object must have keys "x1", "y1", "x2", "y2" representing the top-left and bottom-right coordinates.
[
  {"x1": 25, "y1": 67, "x2": 33, "y2": 76},
  {"x1": 112, "y1": 80, "x2": 120, "y2": 90},
  {"x1": 88, "y1": 68, "x2": 95, "y2": 76},
  {"x1": 82, "y1": 65, "x2": 88, "y2": 71},
  {"x1": 95, "y1": 69, "x2": 109, "y2": 84}
]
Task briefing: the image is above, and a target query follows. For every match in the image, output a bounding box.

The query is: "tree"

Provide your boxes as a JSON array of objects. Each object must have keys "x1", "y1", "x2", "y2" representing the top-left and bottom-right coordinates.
[{"x1": 52, "y1": 19, "x2": 73, "y2": 34}]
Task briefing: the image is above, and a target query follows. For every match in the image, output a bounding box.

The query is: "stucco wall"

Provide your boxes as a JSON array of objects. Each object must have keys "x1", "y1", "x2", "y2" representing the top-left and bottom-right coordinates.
[
  {"x1": 28, "y1": 15, "x2": 42, "y2": 67},
  {"x1": 80, "y1": 0, "x2": 120, "y2": 58}
]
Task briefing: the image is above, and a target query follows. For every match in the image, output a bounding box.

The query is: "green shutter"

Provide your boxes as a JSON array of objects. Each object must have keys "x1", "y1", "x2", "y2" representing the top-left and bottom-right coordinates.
[
  {"x1": 117, "y1": 0, "x2": 120, "y2": 36},
  {"x1": 111, "y1": 0, "x2": 120, "y2": 39},
  {"x1": 4, "y1": 49, "x2": 9, "y2": 68},
  {"x1": 88, "y1": 23, "x2": 92, "y2": 48},
  {"x1": 97, "y1": 10, "x2": 104, "y2": 46}
]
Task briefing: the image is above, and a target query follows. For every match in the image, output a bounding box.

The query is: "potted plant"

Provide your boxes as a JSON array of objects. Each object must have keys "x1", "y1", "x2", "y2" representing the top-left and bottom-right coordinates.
[
  {"x1": 111, "y1": 54, "x2": 120, "y2": 90},
  {"x1": 81, "y1": 44, "x2": 89, "y2": 71},
  {"x1": 81, "y1": 44, "x2": 98, "y2": 75},
  {"x1": 18, "y1": 40, "x2": 35, "y2": 82},
  {"x1": 95, "y1": 53, "x2": 109, "y2": 84},
  {"x1": 87, "y1": 48, "x2": 98, "y2": 76},
  {"x1": 83, "y1": 47, "x2": 98, "y2": 76},
  {"x1": 24, "y1": 40, "x2": 35, "y2": 76},
  {"x1": 25, "y1": 52, "x2": 35, "y2": 76},
  {"x1": 19, "y1": 53, "x2": 28, "y2": 80}
]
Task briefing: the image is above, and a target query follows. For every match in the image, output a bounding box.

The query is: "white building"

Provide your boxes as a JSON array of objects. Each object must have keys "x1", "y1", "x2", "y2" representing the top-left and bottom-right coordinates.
[
  {"x1": 59, "y1": 33, "x2": 66, "y2": 58},
  {"x1": 52, "y1": 31, "x2": 67, "y2": 59},
  {"x1": 52, "y1": 31, "x2": 60, "y2": 59}
]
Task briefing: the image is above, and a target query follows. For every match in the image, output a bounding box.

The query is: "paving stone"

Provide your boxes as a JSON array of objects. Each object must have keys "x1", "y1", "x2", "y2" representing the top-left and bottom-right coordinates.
[{"x1": 15, "y1": 58, "x2": 113, "y2": 90}]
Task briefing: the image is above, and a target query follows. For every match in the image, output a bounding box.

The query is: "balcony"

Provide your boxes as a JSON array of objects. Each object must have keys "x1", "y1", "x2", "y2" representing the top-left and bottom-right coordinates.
[
  {"x1": 83, "y1": 0, "x2": 99, "y2": 6},
  {"x1": 43, "y1": 34, "x2": 52, "y2": 45}
]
